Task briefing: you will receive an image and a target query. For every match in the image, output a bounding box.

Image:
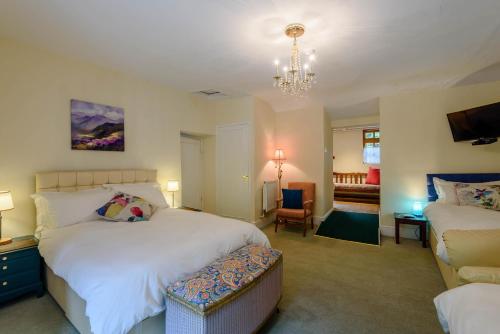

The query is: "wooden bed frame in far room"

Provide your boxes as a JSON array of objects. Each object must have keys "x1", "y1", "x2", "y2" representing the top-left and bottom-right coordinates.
[
  {"x1": 333, "y1": 172, "x2": 380, "y2": 204},
  {"x1": 333, "y1": 172, "x2": 367, "y2": 184}
]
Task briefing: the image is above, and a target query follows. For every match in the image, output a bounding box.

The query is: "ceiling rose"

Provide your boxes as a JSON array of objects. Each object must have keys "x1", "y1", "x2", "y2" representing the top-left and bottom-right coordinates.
[{"x1": 273, "y1": 23, "x2": 316, "y2": 97}]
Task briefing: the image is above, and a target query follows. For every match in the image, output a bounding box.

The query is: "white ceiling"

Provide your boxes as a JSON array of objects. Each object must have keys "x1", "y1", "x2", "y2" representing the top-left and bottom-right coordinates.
[{"x1": 1, "y1": 0, "x2": 500, "y2": 118}]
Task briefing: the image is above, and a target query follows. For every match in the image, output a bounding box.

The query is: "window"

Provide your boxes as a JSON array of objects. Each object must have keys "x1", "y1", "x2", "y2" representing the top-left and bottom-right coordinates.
[{"x1": 363, "y1": 129, "x2": 380, "y2": 164}]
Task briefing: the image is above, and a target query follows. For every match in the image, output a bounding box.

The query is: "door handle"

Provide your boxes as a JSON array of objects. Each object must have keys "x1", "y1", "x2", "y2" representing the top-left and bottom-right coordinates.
[{"x1": 242, "y1": 175, "x2": 249, "y2": 181}]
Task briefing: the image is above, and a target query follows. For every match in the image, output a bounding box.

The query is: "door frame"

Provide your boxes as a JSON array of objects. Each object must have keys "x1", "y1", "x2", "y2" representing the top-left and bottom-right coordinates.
[
  {"x1": 215, "y1": 122, "x2": 252, "y2": 221},
  {"x1": 180, "y1": 134, "x2": 204, "y2": 210}
]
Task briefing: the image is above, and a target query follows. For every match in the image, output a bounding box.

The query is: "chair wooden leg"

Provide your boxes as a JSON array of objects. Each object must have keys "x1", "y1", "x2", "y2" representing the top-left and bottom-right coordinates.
[{"x1": 311, "y1": 216, "x2": 314, "y2": 229}]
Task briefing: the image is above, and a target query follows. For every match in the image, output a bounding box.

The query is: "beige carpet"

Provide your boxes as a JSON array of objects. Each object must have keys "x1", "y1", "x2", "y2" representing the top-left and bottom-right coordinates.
[{"x1": 0, "y1": 224, "x2": 445, "y2": 334}]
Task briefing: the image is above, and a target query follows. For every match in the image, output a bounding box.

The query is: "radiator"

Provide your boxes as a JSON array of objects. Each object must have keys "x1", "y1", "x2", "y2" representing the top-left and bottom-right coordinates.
[{"x1": 263, "y1": 181, "x2": 278, "y2": 213}]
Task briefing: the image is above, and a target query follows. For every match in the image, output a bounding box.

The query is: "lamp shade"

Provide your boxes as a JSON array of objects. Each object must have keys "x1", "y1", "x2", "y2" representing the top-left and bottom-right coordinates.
[
  {"x1": 274, "y1": 149, "x2": 286, "y2": 160},
  {"x1": 0, "y1": 191, "x2": 14, "y2": 211},
  {"x1": 412, "y1": 201, "x2": 424, "y2": 216},
  {"x1": 166, "y1": 180, "x2": 179, "y2": 192}
]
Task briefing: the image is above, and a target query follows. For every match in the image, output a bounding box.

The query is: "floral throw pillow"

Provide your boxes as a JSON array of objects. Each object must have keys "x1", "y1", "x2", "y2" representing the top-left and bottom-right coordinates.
[
  {"x1": 96, "y1": 192, "x2": 155, "y2": 222},
  {"x1": 455, "y1": 183, "x2": 500, "y2": 211}
]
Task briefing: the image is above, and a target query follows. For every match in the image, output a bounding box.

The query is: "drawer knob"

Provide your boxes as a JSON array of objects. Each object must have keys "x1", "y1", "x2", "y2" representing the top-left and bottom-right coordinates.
[
  {"x1": 2, "y1": 266, "x2": 6, "y2": 270},
  {"x1": 1, "y1": 256, "x2": 6, "y2": 261},
  {"x1": 2, "y1": 281, "x2": 7, "y2": 286}
]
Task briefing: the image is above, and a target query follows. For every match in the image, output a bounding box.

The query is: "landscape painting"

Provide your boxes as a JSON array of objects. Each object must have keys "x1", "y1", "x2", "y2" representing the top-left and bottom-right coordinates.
[{"x1": 71, "y1": 99, "x2": 124, "y2": 151}]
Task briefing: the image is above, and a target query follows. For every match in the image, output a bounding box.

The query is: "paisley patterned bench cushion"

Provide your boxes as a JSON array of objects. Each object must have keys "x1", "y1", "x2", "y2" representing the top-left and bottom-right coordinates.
[{"x1": 166, "y1": 244, "x2": 282, "y2": 315}]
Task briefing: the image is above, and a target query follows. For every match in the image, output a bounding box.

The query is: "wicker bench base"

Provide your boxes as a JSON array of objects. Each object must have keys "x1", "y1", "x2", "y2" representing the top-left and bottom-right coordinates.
[{"x1": 165, "y1": 259, "x2": 282, "y2": 334}]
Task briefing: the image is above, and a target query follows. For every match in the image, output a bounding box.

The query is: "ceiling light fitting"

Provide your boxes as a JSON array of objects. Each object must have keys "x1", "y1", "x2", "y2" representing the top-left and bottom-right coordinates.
[{"x1": 273, "y1": 23, "x2": 316, "y2": 96}]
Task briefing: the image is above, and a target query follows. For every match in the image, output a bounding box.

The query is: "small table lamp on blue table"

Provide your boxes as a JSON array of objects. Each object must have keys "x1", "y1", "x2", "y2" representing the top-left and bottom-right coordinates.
[
  {"x1": 0, "y1": 191, "x2": 14, "y2": 245},
  {"x1": 167, "y1": 181, "x2": 179, "y2": 208}
]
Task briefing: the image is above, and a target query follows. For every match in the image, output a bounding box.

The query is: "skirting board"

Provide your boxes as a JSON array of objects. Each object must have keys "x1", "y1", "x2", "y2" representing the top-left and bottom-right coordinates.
[{"x1": 380, "y1": 224, "x2": 420, "y2": 240}]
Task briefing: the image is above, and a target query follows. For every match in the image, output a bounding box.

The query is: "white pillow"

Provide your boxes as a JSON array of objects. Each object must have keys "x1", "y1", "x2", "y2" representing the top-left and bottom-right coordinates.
[
  {"x1": 433, "y1": 178, "x2": 500, "y2": 205},
  {"x1": 31, "y1": 188, "x2": 113, "y2": 236},
  {"x1": 103, "y1": 183, "x2": 168, "y2": 209}
]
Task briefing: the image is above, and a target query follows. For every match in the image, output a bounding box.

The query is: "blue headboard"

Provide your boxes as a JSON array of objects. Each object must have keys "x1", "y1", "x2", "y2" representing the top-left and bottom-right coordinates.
[{"x1": 426, "y1": 173, "x2": 500, "y2": 202}]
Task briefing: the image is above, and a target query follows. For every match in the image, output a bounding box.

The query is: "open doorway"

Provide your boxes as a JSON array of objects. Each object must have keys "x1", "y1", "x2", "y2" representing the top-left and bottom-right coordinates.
[
  {"x1": 332, "y1": 126, "x2": 380, "y2": 212},
  {"x1": 180, "y1": 134, "x2": 204, "y2": 211}
]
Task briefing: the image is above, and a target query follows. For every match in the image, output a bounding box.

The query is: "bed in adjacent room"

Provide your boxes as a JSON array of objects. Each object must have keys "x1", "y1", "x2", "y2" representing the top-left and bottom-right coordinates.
[
  {"x1": 33, "y1": 170, "x2": 271, "y2": 334},
  {"x1": 424, "y1": 173, "x2": 500, "y2": 289},
  {"x1": 333, "y1": 170, "x2": 380, "y2": 204}
]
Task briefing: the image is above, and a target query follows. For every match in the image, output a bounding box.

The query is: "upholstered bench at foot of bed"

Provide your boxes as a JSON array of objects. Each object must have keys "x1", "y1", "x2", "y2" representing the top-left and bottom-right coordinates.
[{"x1": 165, "y1": 244, "x2": 283, "y2": 334}]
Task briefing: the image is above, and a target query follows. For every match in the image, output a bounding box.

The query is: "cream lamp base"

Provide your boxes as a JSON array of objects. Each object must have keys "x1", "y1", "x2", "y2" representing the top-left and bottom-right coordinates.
[{"x1": 0, "y1": 237, "x2": 12, "y2": 246}]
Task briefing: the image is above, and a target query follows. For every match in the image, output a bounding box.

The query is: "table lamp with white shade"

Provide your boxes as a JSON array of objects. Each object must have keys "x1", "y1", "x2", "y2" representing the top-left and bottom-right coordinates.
[
  {"x1": 166, "y1": 181, "x2": 179, "y2": 208},
  {"x1": 0, "y1": 191, "x2": 14, "y2": 245}
]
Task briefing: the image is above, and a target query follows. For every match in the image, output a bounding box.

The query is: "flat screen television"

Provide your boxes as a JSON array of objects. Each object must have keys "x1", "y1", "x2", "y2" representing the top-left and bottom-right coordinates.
[{"x1": 447, "y1": 101, "x2": 500, "y2": 145}]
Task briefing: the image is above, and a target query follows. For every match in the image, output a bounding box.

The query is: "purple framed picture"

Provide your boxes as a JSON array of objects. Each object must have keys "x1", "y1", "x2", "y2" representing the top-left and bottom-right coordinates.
[{"x1": 71, "y1": 99, "x2": 124, "y2": 151}]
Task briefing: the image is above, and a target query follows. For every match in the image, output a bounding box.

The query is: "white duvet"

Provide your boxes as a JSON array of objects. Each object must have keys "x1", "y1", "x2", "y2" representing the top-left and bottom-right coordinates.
[
  {"x1": 38, "y1": 208, "x2": 270, "y2": 334},
  {"x1": 424, "y1": 203, "x2": 500, "y2": 263},
  {"x1": 434, "y1": 283, "x2": 500, "y2": 334}
]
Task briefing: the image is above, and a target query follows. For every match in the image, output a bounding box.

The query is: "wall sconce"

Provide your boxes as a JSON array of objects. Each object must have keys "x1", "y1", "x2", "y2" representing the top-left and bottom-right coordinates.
[{"x1": 273, "y1": 149, "x2": 286, "y2": 194}]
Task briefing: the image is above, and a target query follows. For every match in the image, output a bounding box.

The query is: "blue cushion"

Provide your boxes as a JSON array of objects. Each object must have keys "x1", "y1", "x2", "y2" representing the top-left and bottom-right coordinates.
[{"x1": 282, "y1": 189, "x2": 303, "y2": 209}]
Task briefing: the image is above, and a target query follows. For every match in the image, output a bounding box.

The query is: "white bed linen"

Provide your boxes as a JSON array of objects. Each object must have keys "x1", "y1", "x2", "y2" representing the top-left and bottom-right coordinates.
[
  {"x1": 425, "y1": 203, "x2": 500, "y2": 263},
  {"x1": 434, "y1": 283, "x2": 500, "y2": 334},
  {"x1": 38, "y1": 208, "x2": 270, "y2": 334}
]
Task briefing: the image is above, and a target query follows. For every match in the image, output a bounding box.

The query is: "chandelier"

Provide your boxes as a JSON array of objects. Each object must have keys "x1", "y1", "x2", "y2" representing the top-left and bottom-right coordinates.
[{"x1": 273, "y1": 23, "x2": 316, "y2": 96}]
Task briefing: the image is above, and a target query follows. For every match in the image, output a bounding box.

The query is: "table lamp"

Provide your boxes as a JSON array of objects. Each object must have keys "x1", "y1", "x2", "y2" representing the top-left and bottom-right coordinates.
[
  {"x1": 166, "y1": 181, "x2": 179, "y2": 208},
  {"x1": 0, "y1": 191, "x2": 14, "y2": 245},
  {"x1": 412, "y1": 201, "x2": 424, "y2": 217}
]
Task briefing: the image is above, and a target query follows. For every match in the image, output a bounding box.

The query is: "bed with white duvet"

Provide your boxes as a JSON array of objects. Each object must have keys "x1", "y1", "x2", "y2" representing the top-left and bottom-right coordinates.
[
  {"x1": 33, "y1": 171, "x2": 270, "y2": 334},
  {"x1": 424, "y1": 202, "x2": 500, "y2": 264},
  {"x1": 39, "y1": 208, "x2": 269, "y2": 334}
]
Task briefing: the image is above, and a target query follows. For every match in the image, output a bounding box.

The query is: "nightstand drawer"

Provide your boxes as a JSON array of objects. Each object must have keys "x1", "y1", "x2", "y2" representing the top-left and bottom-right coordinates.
[
  {"x1": 0, "y1": 255, "x2": 39, "y2": 278},
  {"x1": 0, "y1": 270, "x2": 40, "y2": 293},
  {"x1": 0, "y1": 248, "x2": 38, "y2": 263}
]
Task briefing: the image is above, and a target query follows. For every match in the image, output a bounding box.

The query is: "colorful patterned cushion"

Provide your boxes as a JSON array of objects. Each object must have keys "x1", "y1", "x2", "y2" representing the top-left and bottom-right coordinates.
[
  {"x1": 455, "y1": 183, "x2": 500, "y2": 211},
  {"x1": 96, "y1": 192, "x2": 155, "y2": 222},
  {"x1": 166, "y1": 244, "x2": 282, "y2": 314}
]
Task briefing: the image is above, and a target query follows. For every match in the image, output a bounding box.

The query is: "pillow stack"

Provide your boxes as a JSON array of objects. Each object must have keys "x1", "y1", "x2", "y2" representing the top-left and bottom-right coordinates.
[
  {"x1": 32, "y1": 182, "x2": 169, "y2": 237},
  {"x1": 433, "y1": 177, "x2": 500, "y2": 211}
]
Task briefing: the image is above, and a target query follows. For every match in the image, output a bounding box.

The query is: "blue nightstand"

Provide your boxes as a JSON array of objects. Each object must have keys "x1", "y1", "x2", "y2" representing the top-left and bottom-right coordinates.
[{"x1": 0, "y1": 236, "x2": 43, "y2": 303}]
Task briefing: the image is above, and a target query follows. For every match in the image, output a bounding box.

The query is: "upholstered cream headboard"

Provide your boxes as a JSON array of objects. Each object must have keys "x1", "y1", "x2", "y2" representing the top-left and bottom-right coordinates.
[{"x1": 35, "y1": 169, "x2": 157, "y2": 192}]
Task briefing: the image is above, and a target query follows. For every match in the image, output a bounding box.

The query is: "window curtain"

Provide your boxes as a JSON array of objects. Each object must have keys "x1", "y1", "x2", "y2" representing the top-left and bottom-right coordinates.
[{"x1": 363, "y1": 146, "x2": 380, "y2": 164}]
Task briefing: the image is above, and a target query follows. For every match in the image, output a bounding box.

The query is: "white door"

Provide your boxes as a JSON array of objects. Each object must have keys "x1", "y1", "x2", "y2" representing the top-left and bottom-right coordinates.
[
  {"x1": 216, "y1": 123, "x2": 250, "y2": 221},
  {"x1": 181, "y1": 135, "x2": 203, "y2": 210}
]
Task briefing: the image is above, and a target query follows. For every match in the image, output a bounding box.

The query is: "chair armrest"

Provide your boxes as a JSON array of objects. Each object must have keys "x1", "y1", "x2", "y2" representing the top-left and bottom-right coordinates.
[
  {"x1": 303, "y1": 200, "x2": 313, "y2": 210},
  {"x1": 458, "y1": 266, "x2": 500, "y2": 284}
]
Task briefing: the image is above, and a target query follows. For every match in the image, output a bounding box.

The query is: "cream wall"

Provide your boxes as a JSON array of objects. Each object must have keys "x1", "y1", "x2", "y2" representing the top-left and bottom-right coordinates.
[
  {"x1": 253, "y1": 98, "x2": 277, "y2": 224},
  {"x1": 0, "y1": 38, "x2": 216, "y2": 237},
  {"x1": 322, "y1": 111, "x2": 334, "y2": 214},
  {"x1": 212, "y1": 96, "x2": 277, "y2": 224},
  {"x1": 380, "y1": 81, "x2": 500, "y2": 234},
  {"x1": 331, "y1": 114, "x2": 380, "y2": 128},
  {"x1": 332, "y1": 129, "x2": 368, "y2": 173},
  {"x1": 275, "y1": 106, "x2": 333, "y2": 217}
]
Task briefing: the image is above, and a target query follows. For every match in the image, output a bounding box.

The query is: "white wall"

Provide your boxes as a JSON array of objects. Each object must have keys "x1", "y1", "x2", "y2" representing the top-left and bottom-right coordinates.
[
  {"x1": 0, "y1": 38, "x2": 216, "y2": 237},
  {"x1": 275, "y1": 106, "x2": 333, "y2": 217},
  {"x1": 253, "y1": 98, "x2": 277, "y2": 225},
  {"x1": 332, "y1": 129, "x2": 368, "y2": 173},
  {"x1": 380, "y1": 81, "x2": 500, "y2": 234}
]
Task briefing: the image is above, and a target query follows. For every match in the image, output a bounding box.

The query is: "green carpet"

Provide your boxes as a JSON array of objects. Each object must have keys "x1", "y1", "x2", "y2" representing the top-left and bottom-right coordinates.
[{"x1": 316, "y1": 210, "x2": 379, "y2": 245}]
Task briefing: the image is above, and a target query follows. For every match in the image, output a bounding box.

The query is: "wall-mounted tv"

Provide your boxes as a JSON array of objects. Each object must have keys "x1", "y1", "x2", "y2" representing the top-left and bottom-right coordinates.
[{"x1": 447, "y1": 101, "x2": 500, "y2": 145}]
